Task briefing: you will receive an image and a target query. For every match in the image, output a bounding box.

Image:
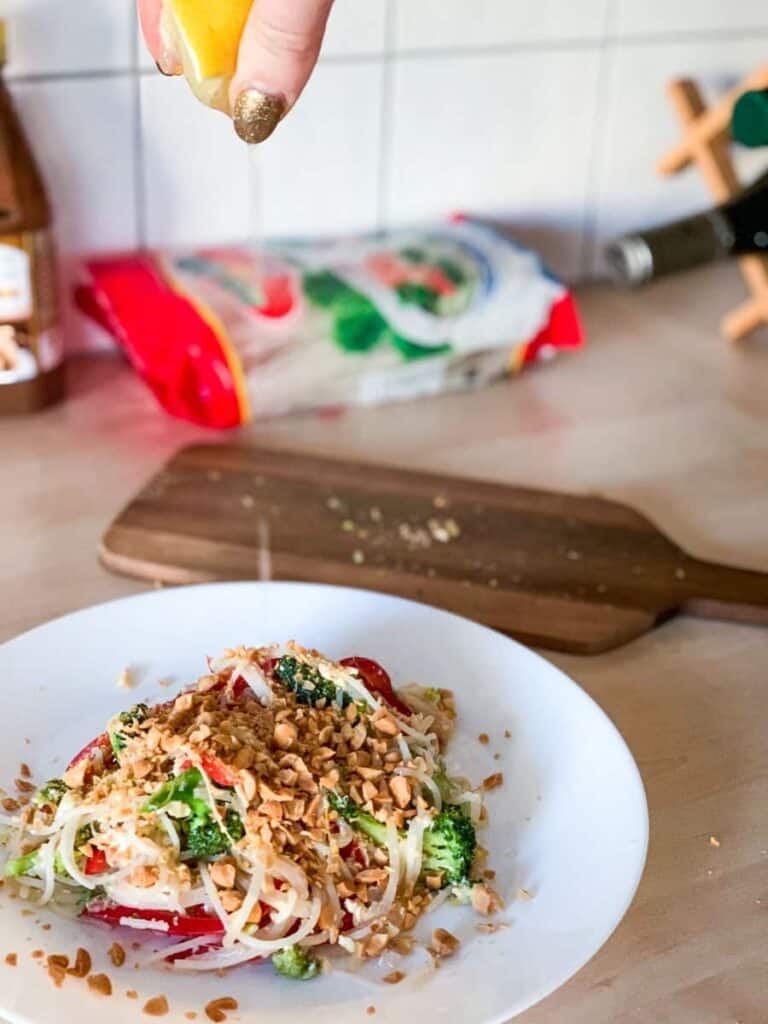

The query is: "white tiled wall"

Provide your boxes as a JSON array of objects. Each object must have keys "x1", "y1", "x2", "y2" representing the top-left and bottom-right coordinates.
[{"x1": 5, "y1": 0, "x2": 768, "y2": 303}]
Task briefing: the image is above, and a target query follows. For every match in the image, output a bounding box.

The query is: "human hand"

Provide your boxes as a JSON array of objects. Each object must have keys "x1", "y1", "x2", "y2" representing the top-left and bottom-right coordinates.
[{"x1": 138, "y1": 0, "x2": 335, "y2": 143}]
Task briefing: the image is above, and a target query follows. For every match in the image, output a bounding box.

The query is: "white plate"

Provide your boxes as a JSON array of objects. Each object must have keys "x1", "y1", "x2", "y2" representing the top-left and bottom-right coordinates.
[{"x1": 0, "y1": 583, "x2": 648, "y2": 1024}]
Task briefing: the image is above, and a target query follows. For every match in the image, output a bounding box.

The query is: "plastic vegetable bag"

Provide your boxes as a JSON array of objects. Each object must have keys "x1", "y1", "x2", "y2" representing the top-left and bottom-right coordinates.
[{"x1": 77, "y1": 217, "x2": 584, "y2": 428}]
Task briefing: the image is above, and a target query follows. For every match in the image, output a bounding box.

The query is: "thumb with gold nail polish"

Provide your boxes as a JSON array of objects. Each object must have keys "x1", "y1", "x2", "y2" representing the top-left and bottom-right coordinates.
[{"x1": 230, "y1": 0, "x2": 335, "y2": 144}]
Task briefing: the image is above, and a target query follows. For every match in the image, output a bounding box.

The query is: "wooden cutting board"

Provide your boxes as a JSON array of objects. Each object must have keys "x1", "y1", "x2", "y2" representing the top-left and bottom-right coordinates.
[{"x1": 100, "y1": 444, "x2": 768, "y2": 655}]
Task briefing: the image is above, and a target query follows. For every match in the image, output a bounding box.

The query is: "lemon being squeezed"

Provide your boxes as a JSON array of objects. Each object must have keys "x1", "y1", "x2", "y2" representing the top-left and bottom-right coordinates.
[{"x1": 161, "y1": 0, "x2": 253, "y2": 112}]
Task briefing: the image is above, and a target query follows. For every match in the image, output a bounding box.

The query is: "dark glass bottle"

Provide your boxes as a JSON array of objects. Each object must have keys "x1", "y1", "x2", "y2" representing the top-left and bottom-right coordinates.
[{"x1": 605, "y1": 169, "x2": 768, "y2": 286}]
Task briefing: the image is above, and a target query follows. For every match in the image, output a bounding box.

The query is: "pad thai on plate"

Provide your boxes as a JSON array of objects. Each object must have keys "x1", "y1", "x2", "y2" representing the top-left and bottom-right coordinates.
[{"x1": 0, "y1": 643, "x2": 501, "y2": 978}]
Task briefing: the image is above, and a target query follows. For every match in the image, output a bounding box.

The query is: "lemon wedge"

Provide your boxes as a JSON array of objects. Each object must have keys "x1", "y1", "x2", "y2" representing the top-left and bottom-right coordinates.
[{"x1": 162, "y1": 0, "x2": 253, "y2": 112}]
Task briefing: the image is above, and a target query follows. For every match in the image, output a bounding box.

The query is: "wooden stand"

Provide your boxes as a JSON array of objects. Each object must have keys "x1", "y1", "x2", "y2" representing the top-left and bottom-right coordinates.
[{"x1": 657, "y1": 65, "x2": 768, "y2": 341}]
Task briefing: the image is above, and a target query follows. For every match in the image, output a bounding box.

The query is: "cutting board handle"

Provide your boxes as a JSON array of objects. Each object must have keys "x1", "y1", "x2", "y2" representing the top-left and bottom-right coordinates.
[{"x1": 684, "y1": 557, "x2": 768, "y2": 626}]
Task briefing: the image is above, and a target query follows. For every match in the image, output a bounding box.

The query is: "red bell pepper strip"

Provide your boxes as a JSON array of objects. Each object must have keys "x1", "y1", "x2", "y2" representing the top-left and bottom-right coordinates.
[
  {"x1": 67, "y1": 733, "x2": 116, "y2": 778},
  {"x1": 83, "y1": 904, "x2": 225, "y2": 938},
  {"x1": 85, "y1": 849, "x2": 108, "y2": 876},
  {"x1": 340, "y1": 657, "x2": 412, "y2": 717}
]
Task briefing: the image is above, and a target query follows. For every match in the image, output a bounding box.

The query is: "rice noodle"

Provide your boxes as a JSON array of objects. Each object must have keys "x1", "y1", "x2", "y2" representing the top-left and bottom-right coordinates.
[
  {"x1": 401, "y1": 814, "x2": 428, "y2": 892},
  {"x1": 199, "y1": 862, "x2": 230, "y2": 931},
  {"x1": 453, "y1": 790, "x2": 484, "y2": 824}
]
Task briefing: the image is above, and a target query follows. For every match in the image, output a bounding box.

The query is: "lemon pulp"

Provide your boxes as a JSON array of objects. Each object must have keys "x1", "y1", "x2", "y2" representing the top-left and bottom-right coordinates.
[{"x1": 164, "y1": 0, "x2": 253, "y2": 112}]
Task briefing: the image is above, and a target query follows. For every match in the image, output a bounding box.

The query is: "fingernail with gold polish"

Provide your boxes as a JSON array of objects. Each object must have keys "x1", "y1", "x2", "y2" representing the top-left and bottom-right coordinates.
[{"x1": 233, "y1": 89, "x2": 285, "y2": 145}]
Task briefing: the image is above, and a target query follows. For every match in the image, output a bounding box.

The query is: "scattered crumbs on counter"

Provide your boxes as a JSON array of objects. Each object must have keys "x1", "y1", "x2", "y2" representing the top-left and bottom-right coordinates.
[
  {"x1": 206, "y1": 470, "x2": 221, "y2": 483},
  {"x1": 366, "y1": 1007, "x2": 377, "y2": 1016},
  {"x1": 493, "y1": 753, "x2": 501, "y2": 761},
  {"x1": 117, "y1": 668, "x2": 134, "y2": 690},
  {"x1": 20, "y1": 908, "x2": 34, "y2": 916},
  {"x1": 369, "y1": 506, "x2": 382, "y2": 522},
  {"x1": 87, "y1": 973, "x2": 113, "y2": 996},
  {"x1": 357, "y1": 528, "x2": 369, "y2": 540},
  {"x1": 185, "y1": 1014, "x2": 198, "y2": 1021},
  {"x1": 478, "y1": 733, "x2": 490, "y2": 745},
  {"x1": 24, "y1": 737, "x2": 30, "y2": 745},
  {"x1": 143, "y1": 995, "x2": 170, "y2": 1016},
  {"x1": 566, "y1": 550, "x2": 582, "y2": 561},
  {"x1": 126, "y1": 990, "x2": 138, "y2": 999},
  {"x1": 240, "y1": 495, "x2": 255, "y2": 509},
  {"x1": 326, "y1": 496, "x2": 341, "y2": 510},
  {"x1": 710, "y1": 835, "x2": 721, "y2": 848},
  {"x1": 488, "y1": 578, "x2": 498, "y2": 588},
  {"x1": 516, "y1": 888, "x2": 533, "y2": 901},
  {"x1": 252, "y1": 475, "x2": 266, "y2": 487},
  {"x1": 426, "y1": 568, "x2": 436, "y2": 578},
  {"x1": 675, "y1": 568, "x2": 687, "y2": 580},
  {"x1": 399, "y1": 523, "x2": 431, "y2": 549},
  {"x1": 504, "y1": 730, "x2": 511, "y2": 739},
  {"x1": 352, "y1": 550, "x2": 365, "y2": 565},
  {"x1": 433, "y1": 495, "x2": 448, "y2": 509},
  {"x1": 341, "y1": 519, "x2": 356, "y2": 532},
  {"x1": 31, "y1": 950, "x2": 43, "y2": 959},
  {"x1": 41, "y1": 923, "x2": 51, "y2": 931}
]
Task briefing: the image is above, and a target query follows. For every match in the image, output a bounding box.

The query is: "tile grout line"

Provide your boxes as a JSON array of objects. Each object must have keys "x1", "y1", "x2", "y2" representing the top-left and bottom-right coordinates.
[
  {"x1": 578, "y1": 0, "x2": 620, "y2": 281},
  {"x1": 376, "y1": 1, "x2": 397, "y2": 230},
  {"x1": 131, "y1": 16, "x2": 147, "y2": 248},
  {"x1": 6, "y1": 23, "x2": 768, "y2": 85}
]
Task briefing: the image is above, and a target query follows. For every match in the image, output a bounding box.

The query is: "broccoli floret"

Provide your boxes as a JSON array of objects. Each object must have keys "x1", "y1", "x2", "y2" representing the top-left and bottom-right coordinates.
[
  {"x1": 5, "y1": 848, "x2": 69, "y2": 879},
  {"x1": 143, "y1": 769, "x2": 243, "y2": 859},
  {"x1": 421, "y1": 806, "x2": 476, "y2": 885},
  {"x1": 328, "y1": 792, "x2": 476, "y2": 887},
  {"x1": 35, "y1": 779, "x2": 68, "y2": 808},
  {"x1": 326, "y1": 791, "x2": 388, "y2": 847},
  {"x1": 119, "y1": 703, "x2": 149, "y2": 726},
  {"x1": 274, "y1": 656, "x2": 350, "y2": 708},
  {"x1": 110, "y1": 703, "x2": 150, "y2": 759},
  {"x1": 181, "y1": 809, "x2": 244, "y2": 860},
  {"x1": 272, "y1": 945, "x2": 320, "y2": 980},
  {"x1": 142, "y1": 768, "x2": 209, "y2": 818}
]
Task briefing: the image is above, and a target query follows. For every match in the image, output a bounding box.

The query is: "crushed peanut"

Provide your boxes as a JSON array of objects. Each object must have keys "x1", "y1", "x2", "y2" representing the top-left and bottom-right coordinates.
[
  {"x1": 108, "y1": 942, "x2": 126, "y2": 967},
  {"x1": 87, "y1": 973, "x2": 112, "y2": 996},
  {"x1": 482, "y1": 772, "x2": 503, "y2": 791},
  {"x1": 429, "y1": 928, "x2": 460, "y2": 958},
  {"x1": 382, "y1": 970, "x2": 405, "y2": 984},
  {"x1": 67, "y1": 948, "x2": 92, "y2": 978},
  {"x1": 205, "y1": 996, "x2": 239, "y2": 1022},
  {"x1": 144, "y1": 995, "x2": 170, "y2": 1016},
  {"x1": 4, "y1": 953, "x2": 17, "y2": 966}
]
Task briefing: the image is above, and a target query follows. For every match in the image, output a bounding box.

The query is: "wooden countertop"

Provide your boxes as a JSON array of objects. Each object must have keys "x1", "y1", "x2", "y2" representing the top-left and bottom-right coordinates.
[{"x1": 3, "y1": 265, "x2": 768, "y2": 1022}]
